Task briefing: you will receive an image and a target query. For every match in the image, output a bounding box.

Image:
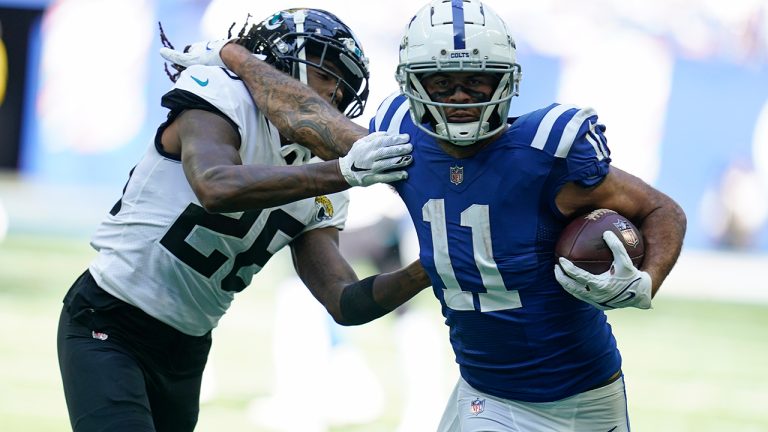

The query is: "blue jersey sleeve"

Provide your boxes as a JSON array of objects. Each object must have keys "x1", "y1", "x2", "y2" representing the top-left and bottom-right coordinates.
[
  {"x1": 559, "y1": 108, "x2": 611, "y2": 188},
  {"x1": 519, "y1": 104, "x2": 610, "y2": 185},
  {"x1": 522, "y1": 104, "x2": 611, "y2": 184},
  {"x1": 511, "y1": 104, "x2": 612, "y2": 217}
]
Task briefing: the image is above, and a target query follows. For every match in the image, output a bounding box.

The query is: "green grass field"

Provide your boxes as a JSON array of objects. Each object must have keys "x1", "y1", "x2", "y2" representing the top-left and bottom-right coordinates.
[{"x1": 1, "y1": 233, "x2": 767, "y2": 431}]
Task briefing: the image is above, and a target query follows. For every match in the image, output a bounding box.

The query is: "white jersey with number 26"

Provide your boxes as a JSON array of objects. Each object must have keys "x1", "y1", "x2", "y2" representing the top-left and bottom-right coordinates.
[{"x1": 89, "y1": 65, "x2": 349, "y2": 336}]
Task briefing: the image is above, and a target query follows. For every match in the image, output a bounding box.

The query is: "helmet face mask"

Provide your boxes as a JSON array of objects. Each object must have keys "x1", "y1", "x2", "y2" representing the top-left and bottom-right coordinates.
[
  {"x1": 396, "y1": 0, "x2": 522, "y2": 145},
  {"x1": 239, "y1": 9, "x2": 370, "y2": 119}
]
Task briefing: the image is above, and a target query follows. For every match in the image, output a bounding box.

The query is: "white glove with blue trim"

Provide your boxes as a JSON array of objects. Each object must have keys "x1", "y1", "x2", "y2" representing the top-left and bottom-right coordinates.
[
  {"x1": 160, "y1": 39, "x2": 232, "y2": 68},
  {"x1": 554, "y1": 231, "x2": 653, "y2": 310},
  {"x1": 338, "y1": 132, "x2": 413, "y2": 187}
]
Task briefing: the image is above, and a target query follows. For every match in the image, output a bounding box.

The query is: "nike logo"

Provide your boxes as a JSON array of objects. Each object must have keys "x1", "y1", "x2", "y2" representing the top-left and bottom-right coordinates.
[
  {"x1": 205, "y1": 41, "x2": 213, "y2": 51},
  {"x1": 191, "y1": 76, "x2": 209, "y2": 87},
  {"x1": 619, "y1": 292, "x2": 636, "y2": 303},
  {"x1": 618, "y1": 278, "x2": 642, "y2": 303},
  {"x1": 601, "y1": 277, "x2": 641, "y2": 307},
  {"x1": 396, "y1": 155, "x2": 413, "y2": 165},
  {"x1": 350, "y1": 163, "x2": 367, "y2": 172},
  {"x1": 606, "y1": 427, "x2": 618, "y2": 432}
]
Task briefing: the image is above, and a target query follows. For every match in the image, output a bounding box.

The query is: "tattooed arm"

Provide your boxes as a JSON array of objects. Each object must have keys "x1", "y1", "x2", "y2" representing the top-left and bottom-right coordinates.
[
  {"x1": 219, "y1": 43, "x2": 367, "y2": 160},
  {"x1": 160, "y1": 109, "x2": 350, "y2": 212},
  {"x1": 160, "y1": 110, "x2": 410, "y2": 213}
]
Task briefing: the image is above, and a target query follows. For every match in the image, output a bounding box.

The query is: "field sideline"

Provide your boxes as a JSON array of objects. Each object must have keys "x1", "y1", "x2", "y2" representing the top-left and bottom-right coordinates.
[{"x1": 1, "y1": 233, "x2": 767, "y2": 431}]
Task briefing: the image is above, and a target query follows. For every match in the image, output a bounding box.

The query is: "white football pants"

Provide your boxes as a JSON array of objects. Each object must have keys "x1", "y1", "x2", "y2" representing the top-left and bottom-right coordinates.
[{"x1": 437, "y1": 375, "x2": 629, "y2": 432}]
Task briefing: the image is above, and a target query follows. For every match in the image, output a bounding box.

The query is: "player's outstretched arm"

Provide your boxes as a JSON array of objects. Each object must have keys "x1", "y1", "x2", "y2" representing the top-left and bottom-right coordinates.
[
  {"x1": 290, "y1": 228, "x2": 431, "y2": 326},
  {"x1": 173, "y1": 111, "x2": 412, "y2": 213},
  {"x1": 161, "y1": 40, "x2": 367, "y2": 160}
]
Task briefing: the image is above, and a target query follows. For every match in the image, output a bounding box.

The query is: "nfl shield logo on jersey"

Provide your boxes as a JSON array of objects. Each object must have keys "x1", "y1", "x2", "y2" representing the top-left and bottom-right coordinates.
[
  {"x1": 470, "y1": 398, "x2": 485, "y2": 415},
  {"x1": 450, "y1": 165, "x2": 464, "y2": 185}
]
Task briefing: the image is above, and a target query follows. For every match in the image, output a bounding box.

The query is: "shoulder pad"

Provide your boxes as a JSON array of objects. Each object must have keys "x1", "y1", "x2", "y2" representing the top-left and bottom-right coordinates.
[
  {"x1": 369, "y1": 92, "x2": 413, "y2": 134},
  {"x1": 516, "y1": 104, "x2": 604, "y2": 158}
]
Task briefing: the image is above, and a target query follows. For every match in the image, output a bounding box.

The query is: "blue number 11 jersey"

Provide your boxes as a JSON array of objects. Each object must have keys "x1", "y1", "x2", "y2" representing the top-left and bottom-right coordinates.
[{"x1": 370, "y1": 93, "x2": 619, "y2": 402}]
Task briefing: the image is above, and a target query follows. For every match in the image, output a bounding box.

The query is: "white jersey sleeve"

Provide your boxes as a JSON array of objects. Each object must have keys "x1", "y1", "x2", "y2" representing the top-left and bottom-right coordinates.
[
  {"x1": 89, "y1": 65, "x2": 349, "y2": 336},
  {"x1": 169, "y1": 65, "x2": 284, "y2": 165}
]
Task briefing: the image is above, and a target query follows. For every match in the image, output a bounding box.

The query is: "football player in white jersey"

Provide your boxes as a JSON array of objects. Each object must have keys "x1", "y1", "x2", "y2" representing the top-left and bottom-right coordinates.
[
  {"x1": 57, "y1": 8, "x2": 433, "y2": 432},
  {"x1": 165, "y1": 1, "x2": 688, "y2": 431}
]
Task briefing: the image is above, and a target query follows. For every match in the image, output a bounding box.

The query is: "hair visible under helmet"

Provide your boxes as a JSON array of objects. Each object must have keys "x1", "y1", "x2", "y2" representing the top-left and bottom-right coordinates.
[
  {"x1": 396, "y1": 0, "x2": 522, "y2": 145},
  {"x1": 237, "y1": 8, "x2": 370, "y2": 119}
]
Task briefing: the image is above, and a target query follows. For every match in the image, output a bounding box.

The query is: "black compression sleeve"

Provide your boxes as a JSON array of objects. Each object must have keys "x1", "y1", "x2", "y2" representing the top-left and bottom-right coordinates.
[{"x1": 339, "y1": 275, "x2": 391, "y2": 325}]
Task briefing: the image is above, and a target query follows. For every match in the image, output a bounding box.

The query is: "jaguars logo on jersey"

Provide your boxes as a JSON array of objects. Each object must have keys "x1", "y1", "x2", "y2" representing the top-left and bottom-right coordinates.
[{"x1": 314, "y1": 196, "x2": 334, "y2": 221}]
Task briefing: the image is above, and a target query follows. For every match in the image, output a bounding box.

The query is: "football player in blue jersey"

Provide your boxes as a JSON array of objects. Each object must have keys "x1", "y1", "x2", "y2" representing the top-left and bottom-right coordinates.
[
  {"x1": 57, "y1": 9, "x2": 434, "y2": 432},
  {"x1": 371, "y1": 2, "x2": 684, "y2": 430},
  {"x1": 162, "y1": 1, "x2": 687, "y2": 430}
]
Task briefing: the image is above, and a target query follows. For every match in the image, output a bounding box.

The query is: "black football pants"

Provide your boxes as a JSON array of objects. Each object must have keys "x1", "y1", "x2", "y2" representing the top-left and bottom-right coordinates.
[{"x1": 57, "y1": 270, "x2": 212, "y2": 432}]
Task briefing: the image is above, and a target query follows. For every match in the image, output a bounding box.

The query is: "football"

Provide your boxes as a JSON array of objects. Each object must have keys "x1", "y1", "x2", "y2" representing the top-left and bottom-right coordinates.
[{"x1": 555, "y1": 209, "x2": 645, "y2": 274}]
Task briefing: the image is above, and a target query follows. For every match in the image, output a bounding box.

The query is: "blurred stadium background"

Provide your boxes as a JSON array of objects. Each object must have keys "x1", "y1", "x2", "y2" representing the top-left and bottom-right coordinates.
[{"x1": 1, "y1": 0, "x2": 767, "y2": 431}]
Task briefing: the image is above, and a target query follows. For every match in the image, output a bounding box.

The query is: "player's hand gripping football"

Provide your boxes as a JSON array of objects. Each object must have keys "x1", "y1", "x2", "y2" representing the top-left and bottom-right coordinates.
[
  {"x1": 554, "y1": 231, "x2": 653, "y2": 310},
  {"x1": 160, "y1": 39, "x2": 232, "y2": 68},
  {"x1": 338, "y1": 132, "x2": 413, "y2": 187}
]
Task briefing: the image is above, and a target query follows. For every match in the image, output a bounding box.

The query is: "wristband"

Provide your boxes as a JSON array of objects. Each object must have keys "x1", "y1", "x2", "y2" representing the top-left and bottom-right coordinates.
[{"x1": 339, "y1": 275, "x2": 390, "y2": 325}]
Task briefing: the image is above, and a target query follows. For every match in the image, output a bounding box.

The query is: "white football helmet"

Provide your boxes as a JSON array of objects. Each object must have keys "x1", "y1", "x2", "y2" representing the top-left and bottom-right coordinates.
[{"x1": 396, "y1": 0, "x2": 522, "y2": 145}]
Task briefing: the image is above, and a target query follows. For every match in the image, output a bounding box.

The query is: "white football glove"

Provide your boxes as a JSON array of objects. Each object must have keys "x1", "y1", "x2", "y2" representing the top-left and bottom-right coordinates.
[
  {"x1": 160, "y1": 39, "x2": 232, "y2": 68},
  {"x1": 554, "y1": 230, "x2": 653, "y2": 310},
  {"x1": 338, "y1": 132, "x2": 413, "y2": 187}
]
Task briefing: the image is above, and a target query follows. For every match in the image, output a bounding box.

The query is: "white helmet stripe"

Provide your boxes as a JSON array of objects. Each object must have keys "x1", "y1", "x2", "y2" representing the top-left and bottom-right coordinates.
[{"x1": 293, "y1": 9, "x2": 308, "y2": 85}]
